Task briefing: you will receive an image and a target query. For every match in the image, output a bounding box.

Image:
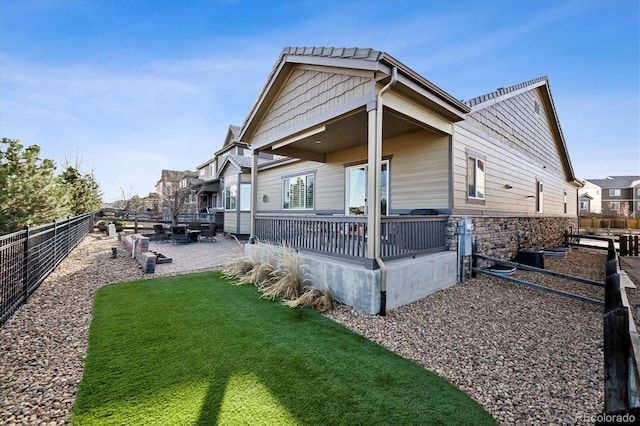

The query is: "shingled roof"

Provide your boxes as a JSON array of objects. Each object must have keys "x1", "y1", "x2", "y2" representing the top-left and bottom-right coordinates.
[
  {"x1": 585, "y1": 176, "x2": 640, "y2": 188},
  {"x1": 463, "y1": 76, "x2": 549, "y2": 108},
  {"x1": 240, "y1": 46, "x2": 471, "y2": 142}
]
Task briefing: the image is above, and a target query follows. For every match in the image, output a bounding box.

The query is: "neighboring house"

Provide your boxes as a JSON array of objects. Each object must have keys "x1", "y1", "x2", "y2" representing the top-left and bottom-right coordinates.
[
  {"x1": 578, "y1": 192, "x2": 593, "y2": 216},
  {"x1": 582, "y1": 176, "x2": 640, "y2": 218},
  {"x1": 578, "y1": 179, "x2": 603, "y2": 214},
  {"x1": 155, "y1": 169, "x2": 200, "y2": 218},
  {"x1": 195, "y1": 156, "x2": 220, "y2": 213},
  {"x1": 237, "y1": 46, "x2": 580, "y2": 314},
  {"x1": 215, "y1": 128, "x2": 278, "y2": 236}
]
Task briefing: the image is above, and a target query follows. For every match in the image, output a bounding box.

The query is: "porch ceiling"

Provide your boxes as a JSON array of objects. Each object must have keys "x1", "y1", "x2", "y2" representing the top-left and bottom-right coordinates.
[{"x1": 264, "y1": 108, "x2": 433, "y2": 162}]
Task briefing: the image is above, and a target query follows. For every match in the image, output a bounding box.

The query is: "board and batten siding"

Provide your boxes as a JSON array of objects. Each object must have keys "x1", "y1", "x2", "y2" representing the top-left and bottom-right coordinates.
[
  {"x1": 452, "y1": 123, "x2": 577, "y2": 215},
  {"x1": 252, "y1": 67, "x2": 372, "y2": 143},
  {"x1": 465, "y1": 88, "x2": 565, "y2": 180},
  {"x1": 255, "y1": 129, "x2": 450, "y2": 213}
]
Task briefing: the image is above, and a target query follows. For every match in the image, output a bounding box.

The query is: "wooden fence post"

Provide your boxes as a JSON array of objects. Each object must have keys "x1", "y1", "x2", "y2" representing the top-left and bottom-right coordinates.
[
  {"x1": 604, "y1": 307, "x2": 631, "y2": 413},
  {"x1": 621, "y1": 235, "x2": 628, "y2": 257},
  {"x1": 605, "y1": 272, "x2": 623, "y2": 313}
]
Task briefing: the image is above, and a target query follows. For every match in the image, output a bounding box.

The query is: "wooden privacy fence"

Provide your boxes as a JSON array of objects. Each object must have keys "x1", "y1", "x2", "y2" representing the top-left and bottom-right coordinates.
[
  {"x1": 603, "y1": 240, "x2": 640, "y2": 416},
  {"x1": 581, "y1": 217, "x2": 640, "y2": 230},
  {"x1": 0, "y1": 212, "x2": 96, "y2": 326}
]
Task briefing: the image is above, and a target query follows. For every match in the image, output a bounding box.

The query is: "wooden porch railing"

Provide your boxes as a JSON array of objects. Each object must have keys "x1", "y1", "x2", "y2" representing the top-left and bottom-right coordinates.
[{"x1": 254, "y1": 214, "x2": 448, "y2": 261}]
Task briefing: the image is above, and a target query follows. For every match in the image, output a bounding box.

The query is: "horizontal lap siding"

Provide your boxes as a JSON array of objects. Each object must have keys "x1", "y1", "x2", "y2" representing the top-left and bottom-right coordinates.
[
  {"x1": 385, "y1": 131, "x2": 449, "y2": 210},
  {"x1": 453, "y1": 124, "x2": 575, "y2": 215},
  {"x1": 256, "y1": 129, "x2": 449, "y2": 213},
  {"x1": 224, "y1": 213, "x2": 237, "y2": 233}
]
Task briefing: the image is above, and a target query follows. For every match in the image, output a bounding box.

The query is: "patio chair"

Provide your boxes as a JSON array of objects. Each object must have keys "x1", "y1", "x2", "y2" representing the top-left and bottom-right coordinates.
[
  {"x1": 200, "y1": 224, "x2": 218, "y2": 242},
  {"x1": 153, "y1": 224, "x2": 170, "y2": 243},
  {"x1": 171, "y1": 225, "x2": 190, "y2": 244}
]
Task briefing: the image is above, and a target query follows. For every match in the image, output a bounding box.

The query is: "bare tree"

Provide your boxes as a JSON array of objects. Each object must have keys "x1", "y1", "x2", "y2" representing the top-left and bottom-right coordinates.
[{"x1": 158, "y1": 170, "x2": 200, "y2": 225}]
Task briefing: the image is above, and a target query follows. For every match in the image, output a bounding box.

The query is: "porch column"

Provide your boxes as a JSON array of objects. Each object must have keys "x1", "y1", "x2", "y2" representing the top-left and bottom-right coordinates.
[
  {"x1": 366, "y1": 107, "x2": 378, "y2": 260},
  {"x1": 250, "y1": 150, "x2": 258, "y2": 242}
]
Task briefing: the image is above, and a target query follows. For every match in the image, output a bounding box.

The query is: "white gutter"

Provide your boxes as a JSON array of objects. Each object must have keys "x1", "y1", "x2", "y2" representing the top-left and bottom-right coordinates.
[{"x1": 375, "y1": 67, "x2": 397, "y2": 316}]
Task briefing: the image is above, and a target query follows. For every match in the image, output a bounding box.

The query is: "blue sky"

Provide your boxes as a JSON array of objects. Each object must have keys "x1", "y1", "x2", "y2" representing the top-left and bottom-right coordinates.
[{"x1": 1, "y1": 0, "x2": 638, "y2": 202}]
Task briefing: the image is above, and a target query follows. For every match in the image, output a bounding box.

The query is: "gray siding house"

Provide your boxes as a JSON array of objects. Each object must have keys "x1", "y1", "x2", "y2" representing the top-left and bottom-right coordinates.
[
  {"x1": 582, "y1": 176, "x2": 640, "y2": 218},
  {"x1": 240, "y1": 47, "x2": 580, "y2": 314}
]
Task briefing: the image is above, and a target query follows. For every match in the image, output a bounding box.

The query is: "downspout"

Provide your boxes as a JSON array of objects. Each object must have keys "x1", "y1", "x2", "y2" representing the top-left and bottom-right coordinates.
[
  {"x1": 376, "y1": 67, "x2": 397, "y2": 316},
  {"x1": 250, "y1": 150, "x2": 258, "y2": 244}
]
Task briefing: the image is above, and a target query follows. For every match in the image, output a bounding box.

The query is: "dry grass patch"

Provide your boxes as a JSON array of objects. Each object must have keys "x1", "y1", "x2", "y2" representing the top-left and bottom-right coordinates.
[
  {"x1": 259, "y1": 244, "x2": 310, "y2": 300},
  {"x1": 284, "y1": 286, "x2": 337, "y2": 313},
  {"x1": 239, "y1": 262, "x2": 276, "y2": 286},
  {"x1": 221, "y1": 256, "x2": 254, "y2": 283}
]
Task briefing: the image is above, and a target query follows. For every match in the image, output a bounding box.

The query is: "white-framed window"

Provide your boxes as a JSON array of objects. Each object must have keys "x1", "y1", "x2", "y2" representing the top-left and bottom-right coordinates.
[
  {"x1": 610, "y1": 189, "x2": 621, "y2": 196},
  {"x1": 636, "y1": 188, "x2": 640, "y2": 196},
  {"x1": 189, "y1": 190, "x2": 197, "y2": 204},
  {"x1": 225, "y1": 185, "x2": 237, "y2": 210},
  {"x1": 240, "y1": 184, "x2": 251, "y2": 212},
  {"x1": 610, "y1": 201, "x2": 620, "y2": 211},
  {"x1": 563, "y1": 190, "x2": 567, "y2": 214},
  {"x1": 283, "y1": 173, "x2": 314, "y2": 210},
  {"x1": 579, "y1": 200, "x2": 588, "y2": 210},
  {"x1": 536, "y1": 180, "x2": 544, "y2": 213},
  {"x1": 467, "y1": 153, "x2": 486, "y2": 201}
]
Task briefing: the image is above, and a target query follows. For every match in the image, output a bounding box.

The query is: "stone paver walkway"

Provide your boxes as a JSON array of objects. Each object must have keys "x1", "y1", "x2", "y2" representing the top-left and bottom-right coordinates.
[{"x1": 147, "y1": 235, "x2": 246, "y2": 276}]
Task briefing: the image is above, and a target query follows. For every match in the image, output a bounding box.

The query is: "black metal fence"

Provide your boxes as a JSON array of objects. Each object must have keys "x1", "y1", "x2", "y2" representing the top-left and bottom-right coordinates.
[{"x1": 0, "y1": 212, "x2": 96, "y2": 326}]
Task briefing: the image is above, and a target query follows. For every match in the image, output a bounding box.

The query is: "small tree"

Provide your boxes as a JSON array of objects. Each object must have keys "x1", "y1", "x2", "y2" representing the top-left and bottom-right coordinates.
[
  {"x1": 57, "y1": 165, "x2": 102, "y2": 216},
  {"x1": 0, "y1": 138, "x2": 59, "y2": 234}
]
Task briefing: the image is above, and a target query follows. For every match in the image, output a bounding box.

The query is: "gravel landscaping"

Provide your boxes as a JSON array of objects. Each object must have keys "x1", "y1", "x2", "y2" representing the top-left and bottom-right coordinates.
[
  {"x1": 326, "y1": 247, "x2": 630, "y2": 425},
  {"x1": 0, "y1": 233, "x2": 636, "y2": 425}
]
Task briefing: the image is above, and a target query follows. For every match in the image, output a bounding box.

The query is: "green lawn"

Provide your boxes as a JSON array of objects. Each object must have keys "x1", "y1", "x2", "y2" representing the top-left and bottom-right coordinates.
[{"x1": 70, "y1": 272, "x2": 495, "y2": 425}]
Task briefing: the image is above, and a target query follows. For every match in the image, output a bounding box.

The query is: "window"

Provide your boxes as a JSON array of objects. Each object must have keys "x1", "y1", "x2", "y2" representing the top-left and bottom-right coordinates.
[
  {"x1": 610, "y1": 189, "x2": 621, "y2": 196},
  {"x1": 225, "y1": 185, "x2": 236, "y2": 210},
  {"x1": 240, "y1": 184, "x2": 251, "y2": 211},
  {"x1": 283, "y1": 173, "x2": 314, "y2": 210},
  {"x1": 563, "y1": 190, "x2": 567, "y2": 214},
  {"x1": 579, "y1": 200, "x2": 588, "y2": 210},
  {"x1": 467, "y1": 154, "x2": 485, "y2": 200},
  {"x1": 637, "y1": 188, "x2": 640, "y2": 196},
  {"x1": 610, "y1": 201, "x2": 620, "y2": 211},
  {"x1": 536, "y1": 181, "x2": 544, "y2": 213}
]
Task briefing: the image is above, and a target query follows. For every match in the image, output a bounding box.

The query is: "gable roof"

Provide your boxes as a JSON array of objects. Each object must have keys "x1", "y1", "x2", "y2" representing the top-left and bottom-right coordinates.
[
  {"x1": 464, "y1": 76, "x2": 577, "y2": 184},
  {"x1": 215, "y1": 154, "x2": 282, "y2": 179},
  {"x1": 464, "y1": 76, "x2": 549, "y2": 108},
  {"x1": 585, "y1": 176, "x2": 640, "y2": 188},
  {"x1": 240, "y1": 46, "x2": 471, "y2": 143}
]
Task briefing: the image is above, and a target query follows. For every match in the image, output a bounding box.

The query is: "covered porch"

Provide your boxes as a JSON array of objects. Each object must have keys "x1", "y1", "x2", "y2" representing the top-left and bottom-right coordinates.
[{"x1": 240, "y1": 47, "x2": 470, "y2": 313}]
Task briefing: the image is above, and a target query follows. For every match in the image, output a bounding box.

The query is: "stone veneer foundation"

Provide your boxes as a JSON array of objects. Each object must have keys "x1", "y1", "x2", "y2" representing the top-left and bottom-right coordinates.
[{"x1": 446, "y1": 216, "x2": 579, "y2": 263}]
